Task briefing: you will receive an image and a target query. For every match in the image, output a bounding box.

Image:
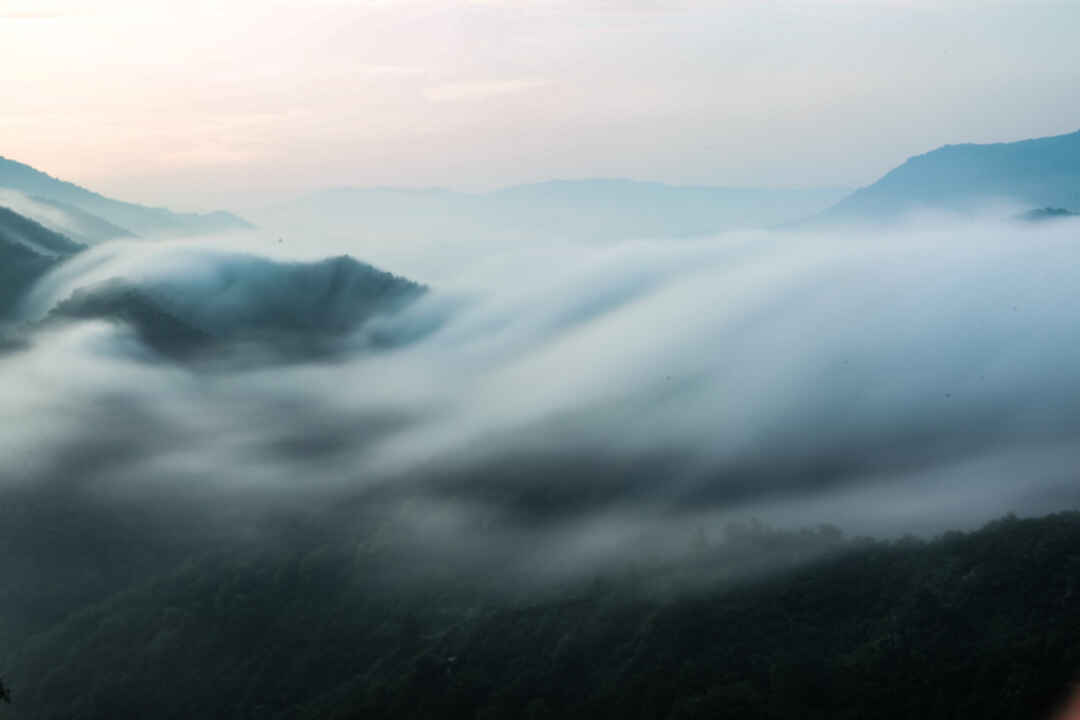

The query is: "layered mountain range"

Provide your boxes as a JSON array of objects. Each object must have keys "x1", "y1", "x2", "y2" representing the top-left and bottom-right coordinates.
[
  {"x1": 816, "y1": 129, "x2": 1080, "y2": 223},
  {"x1": 3, "y1": 128, "x2": 1078, "y2": 359},
  {"x1": 0, "y1": 156, "x2": 251, "y2": 241}
]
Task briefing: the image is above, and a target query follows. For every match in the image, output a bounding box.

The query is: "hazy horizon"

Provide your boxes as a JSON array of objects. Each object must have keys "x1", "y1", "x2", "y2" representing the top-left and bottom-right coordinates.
[{"x1": 2, "y1": 0, "x2": 1079, "y2": 211}]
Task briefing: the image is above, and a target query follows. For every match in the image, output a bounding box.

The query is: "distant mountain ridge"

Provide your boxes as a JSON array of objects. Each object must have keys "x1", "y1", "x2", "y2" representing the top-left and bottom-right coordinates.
[
  {"x1": 818, "y1": 129, "x2": 1080, "y2": 223},
  {"x1": 0, "y1": 156, "x2": 252, "y2": 238},
  {"x1": 256, "y1": 180, "x2": 850, "y2": 249},
  {"x1": 487, "y1": 179, "x2": 851, "y2": 236}
]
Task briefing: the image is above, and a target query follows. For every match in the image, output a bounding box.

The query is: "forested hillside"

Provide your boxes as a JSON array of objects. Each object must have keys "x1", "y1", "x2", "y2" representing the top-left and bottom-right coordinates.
[{"x1": 5, "y1": 513, "x2": 1080, "y2": 719}]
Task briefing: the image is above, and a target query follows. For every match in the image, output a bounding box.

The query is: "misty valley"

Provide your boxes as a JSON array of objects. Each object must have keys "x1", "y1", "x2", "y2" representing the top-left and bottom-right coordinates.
[{"x1": 4, "y1": 118, "x2": 1080, "y2": 720}]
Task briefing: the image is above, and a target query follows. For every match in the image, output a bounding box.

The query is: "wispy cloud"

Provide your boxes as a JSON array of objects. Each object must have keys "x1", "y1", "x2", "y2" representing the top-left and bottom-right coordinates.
[
  {"x1": 356, "y1": 64, "x2": 428, "y2": 76},
  {"x1": 0, "y1": 0, "x2": 104, "y2": 19},
  {"x1": 0, "y1": 11, "x2": 70, "y2": 19},
  {"x1": 424, "y1": 79, "x2": 548, "y2": 103}
]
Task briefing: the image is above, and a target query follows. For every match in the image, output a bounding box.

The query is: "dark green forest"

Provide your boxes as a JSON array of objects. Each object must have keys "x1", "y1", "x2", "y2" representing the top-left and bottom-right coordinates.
[{"x1": 4, "y1": 512, "x2": 1080, "y2": 719}]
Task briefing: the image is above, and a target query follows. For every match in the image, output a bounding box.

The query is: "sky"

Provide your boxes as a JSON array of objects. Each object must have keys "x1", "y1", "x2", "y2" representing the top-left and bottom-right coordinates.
[{"x1": 2, "y1": 0, "x2": 1079, "y2": 210}]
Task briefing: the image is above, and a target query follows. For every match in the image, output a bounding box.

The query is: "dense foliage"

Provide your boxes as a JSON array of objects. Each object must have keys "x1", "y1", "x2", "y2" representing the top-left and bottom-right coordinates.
[{"x1": 4, "y1": 512, "x2": 1080, "y2": 719}]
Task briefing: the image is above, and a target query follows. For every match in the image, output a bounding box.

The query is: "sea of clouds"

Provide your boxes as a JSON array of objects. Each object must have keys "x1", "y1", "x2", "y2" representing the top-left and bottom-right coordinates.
[{"x1": 4, "y1": 213, "x2": 1080, "y2": 589}]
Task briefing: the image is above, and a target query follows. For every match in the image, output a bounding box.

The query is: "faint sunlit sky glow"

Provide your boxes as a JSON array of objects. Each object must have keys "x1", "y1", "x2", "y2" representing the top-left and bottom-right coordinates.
[{"x1": 1, "y1": 0, "x2": 1078, "y2": 209}]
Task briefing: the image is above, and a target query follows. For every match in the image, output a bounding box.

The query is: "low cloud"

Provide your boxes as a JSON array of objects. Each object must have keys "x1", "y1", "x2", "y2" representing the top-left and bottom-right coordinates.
[{"x1": 4, "y1": 215, "x2": 1080, "y2": 605}]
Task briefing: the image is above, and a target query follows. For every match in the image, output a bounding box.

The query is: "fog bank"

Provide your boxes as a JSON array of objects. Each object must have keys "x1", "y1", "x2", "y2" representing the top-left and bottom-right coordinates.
[{"x1": 3, "y1": 215, "x2": 1080, "y2": 604}]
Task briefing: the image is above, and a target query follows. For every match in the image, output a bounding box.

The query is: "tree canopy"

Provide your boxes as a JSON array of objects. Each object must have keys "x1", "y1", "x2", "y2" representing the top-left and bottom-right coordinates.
[{"x1": 4, "y1": 513, "x2": 1080, "y2": 719}]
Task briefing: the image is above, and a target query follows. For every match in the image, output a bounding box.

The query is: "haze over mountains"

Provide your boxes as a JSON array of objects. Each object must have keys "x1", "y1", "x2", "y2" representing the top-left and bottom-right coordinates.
[
  {"x1": 0, "y1": 156, "x2": 251, "y2": 241},
  {"x1": 0, "y1": 159, "x2": 432, "y2": 359},
  {"x1": 4, "y1": 127, "x2": 1080, "y2": 357},
  {"x1": 255, "y1": 181, "x2": 850, "y2": 251},
  {"x1": 251, "y1": 131, "x2": 1080, "y2": 278},
  {"x1": 2, "y1": 127, "x2": 1079, "y2": 329},
  {"x1": 818, "y1": 129, "x2": 1080, "y2": 223},
  {"x1": 6, "y1": 125, "x2": 1080, "y2": 267},
  {"x1": 3, "y1": 0, "x2": 1080, "y2": 711},
  {"x1": 4, "y1": 127, "x2": 1080, "y2": 718}
]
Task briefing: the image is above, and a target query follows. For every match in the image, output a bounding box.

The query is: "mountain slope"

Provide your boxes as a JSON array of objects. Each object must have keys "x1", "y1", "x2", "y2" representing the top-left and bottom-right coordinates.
[
  {"x1": 0, "y1": 156, "x2": 252, "y2": 238},
  {"x1": 7, "y1": 512, "x2": 1080, "y2": 720},
  {"x1": 47, "y1": 253, "x2": 428, "y2": 360},
  {"x1": 820, "y1": 129, "x2": 1080, "y2": 222},
  {"x1": 50, "y1": 279, "x2": 215, "y2": 359},
  {"x1": 0, "y1": 206, "x2": 83, "y2": 319},
  {"x1": 0, "y1": 190, "x2": 137, "y2": 244}
]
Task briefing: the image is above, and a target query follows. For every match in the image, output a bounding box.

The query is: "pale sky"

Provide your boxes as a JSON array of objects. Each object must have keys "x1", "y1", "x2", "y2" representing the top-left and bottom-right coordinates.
[{"x1": 2, "y1": 0, "x2": 1079, "y2": 210}]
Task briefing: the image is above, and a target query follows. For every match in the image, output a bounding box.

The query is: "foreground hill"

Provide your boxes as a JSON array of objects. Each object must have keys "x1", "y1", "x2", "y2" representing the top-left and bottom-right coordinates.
[
  {"x1": 0, "y1": 156, "x2": 251, "y2": 238},
  {"x1": 819, "y1": 129, "x2": 1080, "y2": 223},
  {"x1": 5, "y1": 513, "x2": 1080, "y2": 719}
]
